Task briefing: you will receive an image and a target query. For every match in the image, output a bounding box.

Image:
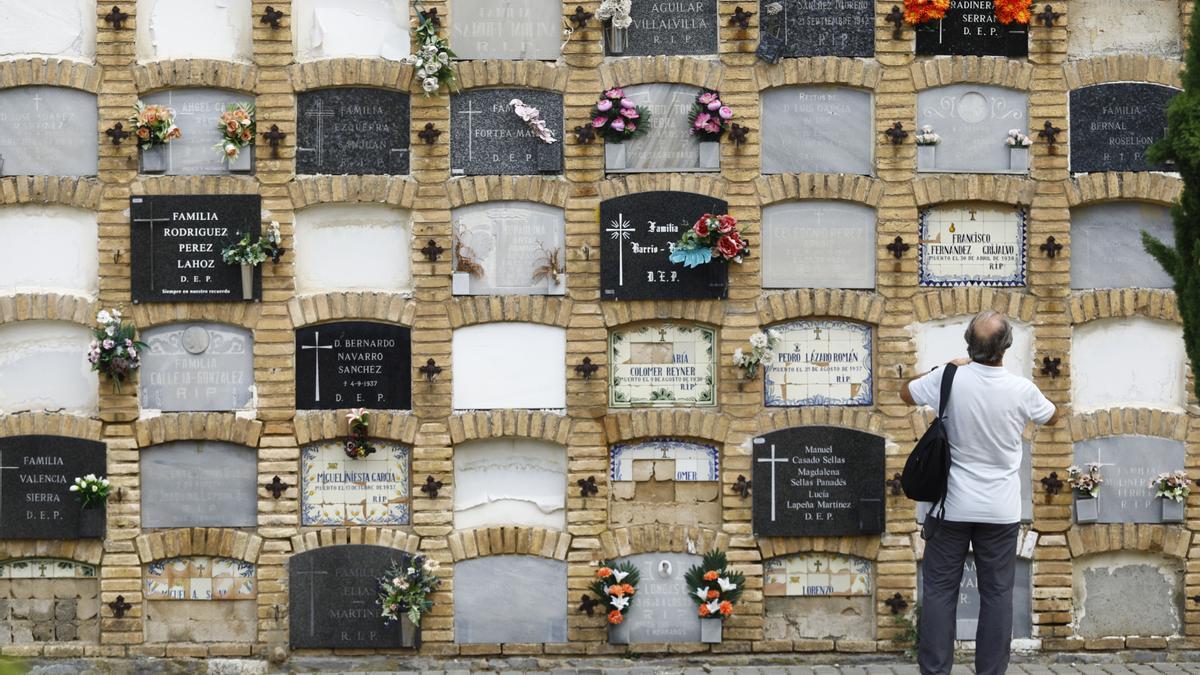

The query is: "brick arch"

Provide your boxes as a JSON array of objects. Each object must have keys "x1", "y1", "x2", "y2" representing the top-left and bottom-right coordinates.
[
  {"x1": 1067, "y1": 173, "x2": 1183, "y2": 207},
  {"x1": 288, "y1": 59, "x2": 414, "y2": 92},
  {"x1": 598, "y1": 174, "x2": 728, "y2": 202},
  {"x1": 453, "y1": 61, "x2": 569, "y2": 91},
  {"x1": 753, "y1": 57, "x2": 882, "y2": 91},
  {"x1": 1068, "y1": 408, "x2": 1190, "y2": 443},
  {"x1": 754, "y1": 174, "x2": 885, "y2": 208},
  {"x1": 601, "y1": 304, "x2": 726, "y2": 328},
  {"x1": 295, "y1": 411, "x2": 420, "y2": 445},
  {"x1": 910, "y1": 56, "x2": 1035, "y2": 90},
  {"x1": 755, "y1": 409, "x2": 890, "y2": 439},
  {"x1": 131, "y1": 60, "x2": 259, "y2": 94},
  {"x1": 597, "y1": 57, "x2": 724, "y2": 90},
  {"x1": 448, "y1": 411, "x2": 572, "y2": 445},
  {"x1": 287, "y1": 296, "x2": 418, "y2": 328},
  {"x1": 910, "y1": 289, "x2": 1038, "y2": 323},
  {"x1": 0, "y1": 58, "x2": 102, "y2": 92},
  {"x1": 448, "y1": 527, "x2": 572, "y2": 561},
  {"x1": 912, "y1": 176, "x2": 1037, "y2": 207},
  {"x1": 130, "y1": 304, "x2": 262, "y2": 331},
  {"x1": 758, "y1": 536, "x2": 881, "y2": 562},
  {"x1": 1068, "y1": 290, "x2": 1180, "y2": 325},
  {"x1": 0, "y1": 293, "x2": 94, "y2": 326},
  {"x1": 757, "y1": 290, "x2": 886, "y2": 326},
  {"x1": 603, "y1": 411, "x2": 733, "y2": 446},
  {"x1": 446, "y1": 176, "x2": 570, "y2": 209},
  {"x1": 0, "y1": 542, "x2": 103, "y2": 566},
  {"x1": 1063, "y1": 56, "x2": 1183, "y2": 90},
  {"x1": 598, "y1": 524, "x2": 728, "y2": 560},
  {"x1": 290, "y1": 528, "x2": 420, "y2": 554},
  {"x1": 135, "y1": 528, "x2": 265, "y2": 564},
  {"x1": 133, "y1": 413, "x2": 263, "y2": 448},
  {"x1": 0, "y1": 177, "x2": 102, "y2": 209},
  {"x1": 288, "y1": 175, "x2": 419, "y2": 210},
  {"x1": 445, "y1": 297, "x2": 574, "y2": 328},
  {"x1": 1067, "y1": 524, "x2": 1191, "y2": 560},
  {"x1": 131, "y1": 175, "x2": 260, "y2": 196},
  {"x1": 0, "y1": 412, "x2": 103, "y2": 440}
]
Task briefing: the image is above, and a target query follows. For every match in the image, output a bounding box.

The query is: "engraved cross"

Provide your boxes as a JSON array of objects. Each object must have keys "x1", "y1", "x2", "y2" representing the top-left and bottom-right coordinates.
[
  {"x1": 301, "y1": 331, "x2": 333, "y2": 402},
  {"x1": 757, "y1": 444, "x2": 788, "y2": 522}
]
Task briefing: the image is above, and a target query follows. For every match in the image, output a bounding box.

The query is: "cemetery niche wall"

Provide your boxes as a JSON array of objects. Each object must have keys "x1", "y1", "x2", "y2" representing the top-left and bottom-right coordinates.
[
  {"x1": 609, "y1": 0, "x2": 718, "y2": 56},
  {"x1": 1073, "y1": 436, "x2": 1186, "y2": 524},
  {"x1": 763, "y1": 320, "x2": 873, "y2": 407},
  {"x1": 139, "y1": 441, "x2": 258, "y2": 528},
  {"x1": 0, "y1": 205, "x2": 98, "y2": 296},
  {"x1": 143, "y1": 556, "x2": 257, "y2": 643},
  {"x1": 451, "y1": 202, "x2": 566, "y2": 296},
  {"x1": 0, "y1": 0, "x2": 95, "y2": 61},
  {"x1": 294, "y1": 204, "x2": 413, "y2": 294},
  {"x1": 760, "y1": 87, "x2": 874, "y2": 176},
  {"x1": 0, "y1": 436, "x2": 106, "y2": 540},
  {"x1": 1070, "y1": 202, "x2": 1174, "y2": 289},
  {"x1": 914, "y1": 0, "x2": 1028, "y2": 57},
  {"x1": 450, "y1": 0, "x2": 561, "y2": 60},
  {"x1": 609, "y1": 438, "x2": 720, "y2": 527},
  {"x1": 1073, "y1": 552, "x2": 1185, "y2": 639},
  {"x1": 612, "y1": 552, "x2": 703, "y2": 644},
  {"x1": 0, "y1": 558, "x2": 99, "y2": 645},
  {"x1": 762, "y1": 552, "x2": 875, "y2": 642},
  {"x1": 1071, "y1": 318, "x2": 1186, "y2": 413},
  {"x1": 760, "y1": 201, "x2": 876, "y2": 289},
  {"x1": 757, "y1": 0, "x2": 875, "y2": 59},
  {"x1": 294, "y1": 321, "x2": 412, "y2": 411},
  {"x1": 135, "y1": 0, "x2": 254, "y2": 63},
  {"x1": 296, "y1": 88, "x2": 411, "y2": 175},
  {"x1": 453, "y1": 438, "x2": 567, "y2": 530},
  {"x1": 451, "y1": 323, "x2": 566, "y2": 410},
  {"x1": 453, "y1": 556, "x2": 568, "y2": 644},
  {"x1": 0, "y1": 321, "x2": 97, "y2": 415},
  {"x1": 604, "y1": 84, "x2": 714, "y2": 173},
  {"x1": 913, "y1": 315, "x2": 1035, "y2": 378},
  {"x1": 609, "y1": 323, "x2": 716, "y2": 408}
]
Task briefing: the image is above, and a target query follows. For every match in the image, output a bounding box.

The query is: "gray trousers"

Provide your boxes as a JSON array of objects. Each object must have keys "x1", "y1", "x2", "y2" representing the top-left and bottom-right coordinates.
[{"x1": 918, "y1": 520, "x2": 1020, "y2": 675}]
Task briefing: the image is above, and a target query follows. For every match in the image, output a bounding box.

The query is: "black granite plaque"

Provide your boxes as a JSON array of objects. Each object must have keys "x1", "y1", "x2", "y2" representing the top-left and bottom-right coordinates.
[
  {"x1": 130, "y1": 195, "x2": 262, "y2": 303},
  {"x1": 619, "y1": 0, "x2": 719, "y2": 56},
  {"x1": 915, "y1": 0, "x2": 1028, "y2": 57},
  {"x1": 759, "y1": 0, "x2": 875, "y2": 58},
  {"x1": 752, "y1": 426, "x2": 885, "y2": 537},
  {"x1": 599, "y1": 191, "x2": 729, "y2": 301},
  {"x1": 1070, "y1": 83, "x2": 1178, "y2": 174},
  {"x1": 289, "y1": 545, "x2": 414, "y2": 649},
  {"x1": 295, "y1": 321, "x2": 412, "y2": 411},
  {"x1": 450, "y1": 88, "x2": 563, "y2": 176},
  {"x1": 297, "y1": 88, "x2": 410, "y2": 175},
  {"x1": 0, "y1": 435, "x2": 106, "y2": 540}
]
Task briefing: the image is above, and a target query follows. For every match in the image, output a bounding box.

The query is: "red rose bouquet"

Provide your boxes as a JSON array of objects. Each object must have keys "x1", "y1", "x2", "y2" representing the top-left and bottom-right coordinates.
[{"x1": 668, "y1": 213, "x2": 750, "y2": 268}]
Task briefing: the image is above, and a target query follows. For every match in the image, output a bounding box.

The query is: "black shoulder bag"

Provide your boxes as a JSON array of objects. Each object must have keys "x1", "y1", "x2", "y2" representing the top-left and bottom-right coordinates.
[{"x1": 901, "y1": 363, "x2": 957, "y2": 540}]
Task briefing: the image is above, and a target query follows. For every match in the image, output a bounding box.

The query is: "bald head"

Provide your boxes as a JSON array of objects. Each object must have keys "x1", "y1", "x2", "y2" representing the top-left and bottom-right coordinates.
[{"x1": 964, "y1": 310, "x2": 1013, "y2": 365}]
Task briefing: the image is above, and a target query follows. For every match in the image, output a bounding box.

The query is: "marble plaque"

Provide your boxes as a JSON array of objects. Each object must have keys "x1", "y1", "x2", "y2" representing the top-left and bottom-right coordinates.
[
  {"x1": 297, "y1": 88, "x2": 410, "y2": 175},
  {"x1": 141, "y1": 89, "x2": 256, "y2": 175},
  {"x1": 752, "y1": 426, "x2": 885, "y2": 537},
  {"x1": 451, "y1": 88, "x2": 563, "y2": 176},
  {"x1": 0, "y1": 86, "x2": 97, "y2": 177},
  {"x1": 915, "y1": 0, "x2": 1028, "y2": 57},
  {"x1": 450, "y1": 0, "x2": 561, "y2": 60},
  {"x1": 917, "y1": 85, "x2": 1029, "y2": 174},
  {"x1": 918, "y1": 204, "x2": 1026, "y2": 287},
  {"x1": 140, "y1": 441, "x2": 258, "y2": 528},
  {"x1": 139, "y1": 323, "x2": 253, "y2": 412},
  {"x1": 301, "y1": 441, "x2": 410, "y2": 526},
  {"x1": 453, "y1": 439, "x2": 567, "y2": 530},
  {"x1": 1071, "y1": 202, "x2": 1174, "y2": 289},
  {"x1": 1070, "y1": 83, "x2": 1178, "y2": 173},
  {"x1": 761, "y1": 201, "x2": 876, "y2": 289},
  {"x1": 758, "y1": 0, "x2": 875, "y2": 58},
  {"x1": 452, "y1": 202, "x2": 566, "y2": 295},
  {"x1": 763, "y1": 553, "x2": 872, "y2": 597},
  {"x1": 129, "y1": 194, "x2": 263, "y2": 303},
  {"x1": 764, "y1": 320, "x2": 873, "y2": 406},
  {"x1": 144, "y1": 557, "x2": 256, "y2": 601},
  {"x1": 615, "y1": 552, "x2": 703, "y2": 643},
  {"x1": 1074, "y1": 436, "x2": 1185, "y2": 524},
  {"x1": 599, "y1": 192, "x2": 729, "y2": 301},
  {"x1": 1068, "y1": 0, "x2": 1182, "y2": 59},
  {"x1": 454, "y1": 556, "x2": 567, "y2": 643},
  {"x1": 294, "y1": 321, "x2": 412, "y2": 411},
  {"x1": 609, "y1": 323, "x2": 716, "y2": 408},
  {"x1": 607, "y1": 84, "x2": 709, "y2": 173},
  {"x1": 289, "y1": 545, "x2": 414, "y2": 648},
  {"x1": 919, "y1": 556, "x2": 1033, "y2": 639},
  {"x1": 609, "y1": 439, "x2": 719, "y2": 482},
  {"x1": 618, "y1": 0, "x2": 718, "y2": 56},
  {"x1": 0, "y1": 321, "x2": 97, "y2": 415},
  {"x1": 0, "y1": 435, "x2": 106, "y2": 540},
  {"x1": 761, "y1": 87, "x2": 873, "y2": 175},
  {"x1": 1071, "y1": 318, "x2": 1186, "y2": 413}
]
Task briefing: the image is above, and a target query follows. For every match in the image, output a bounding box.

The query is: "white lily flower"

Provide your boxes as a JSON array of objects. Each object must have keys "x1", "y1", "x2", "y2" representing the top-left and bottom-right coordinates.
[
  {"x1": 69, "y1": 485, "x2": 79, "y2": 492},
  {"x1": 705, "y1": 600, "x2": 722, "y2": 615},
  {"x1": 96, "y1": 310, "x2": 112, "y2": 325},
  {"x1": 611, "y1": 569, "x2": 628, "y2": 583},
  {"x1": 694, "y1": 586, "x2": 709, "y2": 601},
  {"x1": 611, "y1": 595, "x2": 630, "y2": 611},
  {"x1": 717, "y1": 577, "x2": 738, "y2": 592}
]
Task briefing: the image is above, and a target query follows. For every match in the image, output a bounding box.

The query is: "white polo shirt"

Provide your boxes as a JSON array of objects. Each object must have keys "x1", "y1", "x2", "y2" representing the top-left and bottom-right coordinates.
[{"x1": 908, "y1": 362, "x2": 1056, "y2": 524}]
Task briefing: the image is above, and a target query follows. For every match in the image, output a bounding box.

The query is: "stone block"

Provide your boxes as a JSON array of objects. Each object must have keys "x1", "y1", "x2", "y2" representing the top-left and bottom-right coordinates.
[
  {"x1": 54, "y1": 622, "x2": 76, "y2": 642},
  {"x1": 631, "y1": 459, "x2": 655, "y2": 482},
  {"x1": 28, "y1": 599, "x2": 53, "y2": 623},
  {"x1": 54, "y1": 599, "x2": 75, "y2": 621},
  {"x1": 634, "y1": 478, "x2": 676, "y2": 503},
  {"x1": 76, "y1": 597, "x2": 99, "y2": 621},
  {"x1": 675, "y1": 481, "x2": 719, "y2": 503},
  {"x1": 30, "y1": 623, "x2": 53, "y2": 641}
]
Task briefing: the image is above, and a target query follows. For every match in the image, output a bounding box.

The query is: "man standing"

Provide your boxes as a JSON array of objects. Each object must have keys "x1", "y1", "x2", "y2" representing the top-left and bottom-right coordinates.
[{"x1": 900, "y1": 310, "x2": 1061, "y2": 675}]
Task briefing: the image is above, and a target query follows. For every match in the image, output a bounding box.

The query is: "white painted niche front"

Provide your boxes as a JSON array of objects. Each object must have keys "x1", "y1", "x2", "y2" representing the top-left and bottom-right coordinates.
[
  {"x1": 0, "y1": 0, "x2": 96, "y2": 62},
  {"x1": 1072, "y1": 318, "x2": 1186, "y2": 413},
  {"x1": 911, "y1": 315, "x2": 1035, "y2": 379},
  {"x1": 0, "y1": 321, "x2": 98, "y2": 415},
  {"x1": 760, "y1": 201, "x2": 876, "y2": 289},
  {"x1": 453, "y1": 438, "x2": 567, "y2": 530},
  {"x1": 136, "y1": 0, "x2": 254, "y2": 63},
  {"x1": 292, "y1": 0, "x2": 411, "y2": 62},
  {"x1": 451, "y1": 323, "x2": 566, "y2": 410},
  {"x1": 451, "y1": 202, "x2": 566, "y2": 296},
  {"x1": 294, "y1": 203, "x2": 413, "y2": 294},
  {"x1": 0, "y1": 205, "x2": 98, "y2": 296}
]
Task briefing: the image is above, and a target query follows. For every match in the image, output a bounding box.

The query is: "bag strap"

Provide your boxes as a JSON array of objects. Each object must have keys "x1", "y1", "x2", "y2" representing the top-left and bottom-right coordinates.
[
  {"x1": 937, "y1": 362, "x2": 959, "y2": 418},
  {"x1": 923, "y1": 362, "x2": 959, "y2": 542}
]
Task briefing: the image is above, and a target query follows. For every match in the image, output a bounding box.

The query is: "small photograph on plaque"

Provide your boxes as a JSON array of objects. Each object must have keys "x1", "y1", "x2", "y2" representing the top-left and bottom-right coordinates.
[
  {"x1": 764, "y1": 320, "x2": 873, "y2": 407},
  {"x1": 918, "y1": 203, "x2": 1027, "y2": 287},
  {"x1": 609, "y1": 323, "x2": 716, "y2": 408}
]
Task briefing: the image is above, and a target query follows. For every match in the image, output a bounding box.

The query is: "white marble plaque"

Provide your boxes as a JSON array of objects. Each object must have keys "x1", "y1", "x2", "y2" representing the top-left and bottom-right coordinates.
[
  {"x1": 454, "y1": 556, "x2": 567, "y2": 643},
  {"x1": 294, "y1": 204, "x2": 413, "y2": 294},
  {"x1": 136, "y1": 0, "x2": 254, "y2": 63},
  {"x1": 452, "y1": 202, "x2": 566, "y2": 295},
  {"x1": 765, "y1": 320, "x2": 873, "y2": 407},
  {"x1": 140, "y1": 441, "x2": 258, "y2": 528},
  {"x1": 913, "y1": 316, "x2": 1035, "y2": 380},
  {"x1": 761, "y1": 201, "x2": 876, "y2": 289},
  {"x1": 1071, "y1": 202, "x2": 1174, "y2": 289},
  {"x1": 0, "y1": 321, "x2": 97, "y2": 415},
  {"x1": 763, "y1": 553, "x2": 872, "y2": 597},
  {"x1": 919, "y1": 204, "x2": 1026, "y2": 287},
  {"x1": 453, "y1": 438, "x2": 566, "y2": 530},
  {"x1": 609, "y1": 323, "x2": 716, "y2": 408},
  {"x1": 0, "y1": 0, "x2": 95, "y2": 61},
  {"x1": 0, "y1": 87, "x2": 97, "y2": 177},
  {"x1": 450, "y1": 0, "x2": 561, "y2": 60},
  {"x1": 609, "y1": 439, "x2": 719, "y2": 482},
  {"x1": 139, "y1": 323, "x2": 254, "y2": 412},
  {"x1": 301, "y1": 441, "x2": 410, "y2": 526},
  {"x1": 608, "y1": 84, "x2": 708, "y2": 173},
  {"x1": 141, "y1": 89, "x2": 256, "y2": 175},
  {"x1": 761, "y1": 87, "x2": 873, "y2": 175},
  {"x1": 292, "y1": 0, "x2": 411, "y2": 61},
  {"x1": 452, "y1": 323, "x2": 566, "y2": 410},
  {"x1": 1072, "y1": 318, "x2": 1186, "y2": 413},
  {"x1": 0, "y1": 205, "x2": 98, "y2": 295},
  {"x1": 917, "y1": 85, "x2": 1028, "y2": 174}
]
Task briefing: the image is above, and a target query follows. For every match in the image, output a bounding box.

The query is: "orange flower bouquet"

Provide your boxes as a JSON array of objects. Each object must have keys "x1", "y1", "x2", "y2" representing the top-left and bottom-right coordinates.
[
  {"x1": 589, "y1": 561, "x2": 640, "y2": 625},
  {"x1": 214, "y1": 102, "x2": 256, "y2": 161},
  {"x1": 129, "y1": 101, "x2": 181, "y2": 151},
  {"x1": 903, "y1": 0, "x2": 950, "y2": 25},
  {"x1": 993, "y1": 0, "x2": 1032, "y2": 25},
  {"x1": 684, "y1": 549, "x2": 744, "y2": 620}
]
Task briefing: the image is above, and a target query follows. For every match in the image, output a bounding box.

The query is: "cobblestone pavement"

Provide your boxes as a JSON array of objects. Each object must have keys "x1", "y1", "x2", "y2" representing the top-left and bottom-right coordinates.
[{"x1": 302, "y1": 665, "x2": 1200, "y2": 674}]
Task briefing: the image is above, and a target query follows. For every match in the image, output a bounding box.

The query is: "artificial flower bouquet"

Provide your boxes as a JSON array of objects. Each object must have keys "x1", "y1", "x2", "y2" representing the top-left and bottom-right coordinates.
[
  {"x1": 733, "y1": 329, "x2": 782, "y2": 379},
  {"x1": 408, "y1": 9, "x2": 456, "y2": 96},
  {"x1": 220, "y1": 222, "x2": 283, "y2": 267},
  {"x1": 378, "y1": 554, "x2": 441, "y2": 625},
  {"x1": 589, "y1": 561, "x2": 640, "y2": 625},
  {"x1": 685, "y1": 549, "x2": 744, "y2": 619},
  {"x1": 915, "y1": 125, "x2": 941, "y2": 145},
  {"x1": 510, "y1": 99, "x2": 557, "y2": 144},
  {"x1": 345, "y1": 408, "x2": 376, "y2": 459},
  {"x1": 689, "y1": 90, "x2": 734, "y2": 142},
  {"x1": 1067, "y1": 464, "x2": 1104, "y2": 498},
  {"x1": 70, "y1": 474, "x2": 111, "y2": 509},
  {"x1": 87, "y1": 307, "x2": 147, "y2": 393},
  {"x1": 668, "y1": 213, "x2": 750, "y2": 268},
  {"x1": 129, "y1": 101, "x2": 181, "y2": 150},
  {"x1": 1150, "y1": 470, "x2": 1191, "y2": 503},
  {"x1": 1005, "y1": 129, "x2": 1033, "y2": 147},
  {"x1": 214, "y1": 102, "x2": 255, "y2": 161},
  {"x1": 591, "y1": 87, "x2": 650, "y2": 142}
]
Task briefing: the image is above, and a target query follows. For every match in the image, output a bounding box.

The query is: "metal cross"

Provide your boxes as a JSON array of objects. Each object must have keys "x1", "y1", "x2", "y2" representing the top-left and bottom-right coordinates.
[
  {"x1": 733, "y1": 475, "x2": 751, "y2": 499},
  {"x1": 1040, "y1": 356, "x2": 1061, "y2": 378},
  {"x1": 420, "y1": 239, "x2": 445, "y2": 262},
  {"x1": 757, "y1": 444, "x2": 788, "y2": 522},
  {"x1": 573, "y1": 124, "x2": 595, "y2": 144},
  {"x1": 886, "y1": 472, "x2": 903, "y2": 496},
  {"x1": 421, "y1": 475, "x2": 444, "y2": 498},
  {"x1": 884, "y1": 122, "x2": 908, "y2": 145},
  {"x1": 105, "y1": 123, "x2": 131, "y2": 145},
  {"x1": 730, "y1": 6, "x2": 754, "y2": 29},
  {"x1": 103, "y1": 6, "x2": 129, "y2": 29},
  {"x1": 262, "y1": 125, "x2": 286, "y2": 157},
  {"x1": 569, "y1": 5, "x2": 593, "y2": 28},
  {"x1": 108, "y1": 595, "x2": 132, "y2": 618},
  {"x1": 418, "y1": 123, "x2": 442, "y2": 144},
  {"x1": 577, "y1": 476, "x2": 598, "y2": 497},
  {"x1": 575, "y1": 357, "x2": 600, "y2": 380},
  {"x1": 1036, "y1": 4, "x2": 1062, "y2": 28},
  {"x1": 606, "y1": 213, "x2": 634, "y2": 287},
  {"x1": 420, "y1": 358, "x2": 442, "y2": 382},
  {"x1": 1040, "y1": 236, "x2": 1063, "y2": 258},
  {"x1": 885, "y1": 593, "x2": 909, "y2": 614},
  {"x1": 261, "y1": 6, "x2": 285, "y2": 29},
  {"x1": 1038, "y1": 120, "x2": 1062, "y2": 146},
  {"x1": 579, "y1": 594, "x2": 600, "y2": 616},
  {"x1": 458, "y1": 101, "x2": 482, "y2": 161},
  {"x1": 885, "y1": 5, "x2": 905, "y2": 40},
  {"x1": 297, "y1": 100, "x2": 335, "y2": 164},
  {"x1": 264, "y1": 475, "x2": 289, "y2": 499},
  {"x1": 729, "y1": 123, "x2": 750, "y2": 147},
  {"x1": 887, "y1": 236, "x2": 910, "y2": 259},
  {"x1": 300, "y1": 331, "x2": 332, "y2": 402},
  {"x1": 1040, "y1": 471, "x2": 1064, "y2": 495}
]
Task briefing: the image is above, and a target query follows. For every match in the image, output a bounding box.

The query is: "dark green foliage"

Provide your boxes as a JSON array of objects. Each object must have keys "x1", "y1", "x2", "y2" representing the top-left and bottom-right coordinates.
[{"x1": 683, "y1": 549, "x2": 745, "y2": 616}]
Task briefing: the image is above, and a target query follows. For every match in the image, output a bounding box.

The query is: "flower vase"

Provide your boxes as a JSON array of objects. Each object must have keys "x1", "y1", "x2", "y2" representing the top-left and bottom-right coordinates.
[
  {"x1": 1162, "y1": 498, "x2": 1186, "y2": 523},
  {"x1": 1009, "y1": 146, "x2": 1029, "y2": 172},
  {"x1": 225, "y1": 146, "x2": 253, "y2": 174},
  {"x1": 700, "y1": 617, "x2": 723, "y2": 644},
  {"x1": 605, "y1": 22, "x2": 628, "y2": 55},
  {"x1": 240, "y1": 263, "x2": 255, "y2": 300},
  {"x1": 605, "y1": 142, "x2": 627, "y2": 171},
  {"x1": 140, "y1": 145, "x2": 167, "y2": 174},
  {"x1": 1075, "y1": 493, "x2": 1098, "y2": 524},
  {"x1": 607, "y1": 619, "x2": 631, "y2": 645},
  {"x1": 452, "y1": 272, "x2": 471, "y2": 295},
  {"x1": 699, "y1": 141, "x2": 720, "y2": 170},
  {"x1": 537, "y1": 142, "x2": 563, "y2": 175},
  {"x1": 917, "y1": 144, "x2": 936, "y2": 171},
  {"x1": 547, "y1": 274, "x2": 566, "y2": 296},
  {"x1": 78, "y1": 504, "x2": 106, "y2": 538},
  {"x1": 399, "y1": 615, "x2": 421, "y2": 649}
]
